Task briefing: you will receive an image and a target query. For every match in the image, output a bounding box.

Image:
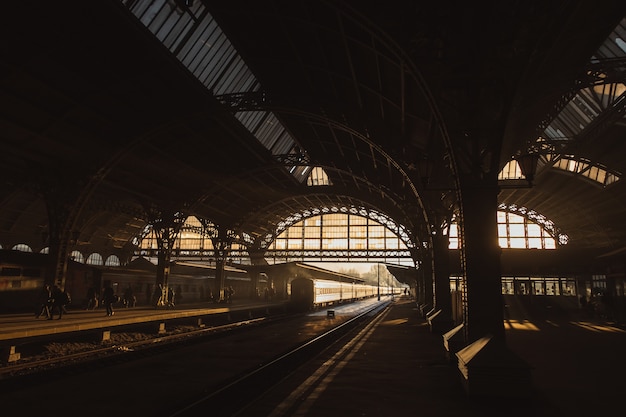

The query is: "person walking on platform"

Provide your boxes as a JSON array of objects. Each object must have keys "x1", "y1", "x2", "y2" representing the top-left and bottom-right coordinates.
[
  {"x1": 35, "y1": 283, "x2": 52, "y2": 319},
  {"x1": 61, "y1": 290, "x2": 71, "y2": 315},
  {"x1": 123, "y1": 284, "x2": 136, "y2": 308},
  {"x1": 167, "y1": 286, "x2": 176, "y2": 308},
  {"x1": 225, "y1": 286, "x2": 234, "y2": 303},
  {"x1": 86, "y1": 286, "x2": 99, "y2": 310},
  {"x1": 49, "y1": 284, "x2": 65, "y2": 320},
  {"x1": 103, "y1": 283, "x2": 116, "y2": 317}
]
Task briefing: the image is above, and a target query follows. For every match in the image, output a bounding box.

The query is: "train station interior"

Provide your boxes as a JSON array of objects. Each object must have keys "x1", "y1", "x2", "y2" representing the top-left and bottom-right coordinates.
[{"x1": 2, "y1": 1, "x2": 626, "y2": 414}]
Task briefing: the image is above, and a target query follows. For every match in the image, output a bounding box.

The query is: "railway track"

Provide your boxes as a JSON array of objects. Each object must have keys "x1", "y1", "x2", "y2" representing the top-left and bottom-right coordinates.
[
  {"x1": 169, "y1": 300, "x2": 391, "y2": 416},
  {"x1": 0, "y1": 298, "x2": 392, "y2": 417},
  {"x1": 0, "y1": 313, "x2": 292, "y2": 382}
]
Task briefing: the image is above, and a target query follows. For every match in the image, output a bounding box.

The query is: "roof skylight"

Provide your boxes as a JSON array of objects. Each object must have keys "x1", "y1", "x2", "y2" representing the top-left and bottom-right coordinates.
[{"x1": 122, "y1": 0, "x2": 324, "y2": 183}]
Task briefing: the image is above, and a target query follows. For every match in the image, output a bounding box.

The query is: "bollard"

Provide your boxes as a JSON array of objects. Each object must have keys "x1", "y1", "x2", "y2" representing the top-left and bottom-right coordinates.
[
  {"x1": 6, "y1": 346, "x2": 20, "y2": 363},
  {"x1": 197, "y1": 318, "x2": 205, "y2": 328},
  {"x1": 101, "y1": 330, "x2": 111, "y2": 343},
  {"x1": 158, "y1": 322, "x2": 166, "y2": 335}
]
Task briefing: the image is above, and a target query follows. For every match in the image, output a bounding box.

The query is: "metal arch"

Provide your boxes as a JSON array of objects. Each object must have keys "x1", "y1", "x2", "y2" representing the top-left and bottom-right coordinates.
[
  {"x1": 535, "y1": 58, "x2": 626, "y2": 144},
  {"x1": 250, "y1": 202, "x2": 419, "y2": 253},
  {"x1": 215, "y1": 4, "x2": 462, "y2": 248},
  {"x1": 216, "y1": 1, "x2": 463, "y2": 249},
  {"x1": 226, "y1": 106, "x2": 426, "y2": 202},
  {"x1": 239, "y1": 189, "x2": 420, "y2": 250},
  {"x1": 497, "y1": 203, "x2": 568, "y2": 245},
  {"x1": 217, "y1": 100, "x2": 448, "y2": 264},
  {"x1": 62, "y1": 106, "x2": 243, "y2": 241},
  {"x1": 321, "y1": 0, "x2": 461, "y2": 183},
  {"x1": 582, "y1": 57, "x2": 626, "y2": 86},
  {"x1": 210, "y1": 99, "x2": 431, "y2": 223}
]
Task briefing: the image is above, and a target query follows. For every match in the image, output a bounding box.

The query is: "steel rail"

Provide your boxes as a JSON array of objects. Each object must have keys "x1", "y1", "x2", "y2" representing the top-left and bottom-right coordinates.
[{"x1": 169, "y1": 300, "x2": 392, "y2": 417}]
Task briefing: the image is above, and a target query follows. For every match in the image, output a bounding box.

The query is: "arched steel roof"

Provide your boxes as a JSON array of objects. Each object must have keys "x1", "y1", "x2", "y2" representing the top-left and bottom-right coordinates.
[{"x1": 2, "y1": 0, "x2": 626, "y2": 266}]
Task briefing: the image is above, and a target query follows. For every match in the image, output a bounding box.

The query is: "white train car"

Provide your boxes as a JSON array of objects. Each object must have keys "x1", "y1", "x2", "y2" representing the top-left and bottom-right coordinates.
[{"x1": 290, "y1": 276, "x2": 380, "y2": 311}]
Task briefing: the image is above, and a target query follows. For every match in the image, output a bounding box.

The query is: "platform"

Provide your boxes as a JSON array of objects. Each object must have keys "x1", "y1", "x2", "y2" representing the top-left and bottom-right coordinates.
[
  {"x1": 0, "y1": 300, "x2": 283, "y2": 342},
  {"x1": 262, "y1": 295, "x2": 626, "y2": 417},
  {"x1": 2, "y1": 296, "x2": 626, "y2": 416}
]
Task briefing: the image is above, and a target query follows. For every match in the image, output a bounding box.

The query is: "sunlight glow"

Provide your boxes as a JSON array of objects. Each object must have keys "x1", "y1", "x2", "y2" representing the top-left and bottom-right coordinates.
[
  {"x1": 572, "y1": 322, "x2": 626, "y2": 333},
  {"x1": 503, "y1": 320, "x2": 540, "y2": 331}
]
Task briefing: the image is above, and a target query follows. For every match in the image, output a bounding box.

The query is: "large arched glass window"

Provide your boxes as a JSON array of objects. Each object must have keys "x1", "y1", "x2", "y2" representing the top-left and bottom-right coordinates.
[
  {"x1": 448, "y1": 210, "x2": 560, "y2": 249},
  {"x1": 270, "y1": 213, "x2": 408, "y2": 252}
]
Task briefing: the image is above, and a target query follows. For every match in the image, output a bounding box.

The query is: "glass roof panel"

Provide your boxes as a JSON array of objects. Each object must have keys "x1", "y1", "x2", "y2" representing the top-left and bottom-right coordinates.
[
  {"x1": 542, "y1": 17, "x2": 626, "y2": 144},
  {"x1": 124, "y1": 0, "x2": 306, "y2": 180}
]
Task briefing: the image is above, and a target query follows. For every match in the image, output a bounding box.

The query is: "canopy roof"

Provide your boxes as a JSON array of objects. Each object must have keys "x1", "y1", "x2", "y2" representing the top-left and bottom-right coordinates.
[{"x1": 2, "y1": 1, "x2": 626, "y2": 266}]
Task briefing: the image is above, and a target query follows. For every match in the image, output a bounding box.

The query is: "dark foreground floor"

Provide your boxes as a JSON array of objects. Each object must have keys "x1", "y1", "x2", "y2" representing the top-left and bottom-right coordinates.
[
  {"x1": 275, "y1": 296, "x2": 626, "y2": 417},
  {"x1": 1, "y1": 296, "x2": 624, "y2": 417}
]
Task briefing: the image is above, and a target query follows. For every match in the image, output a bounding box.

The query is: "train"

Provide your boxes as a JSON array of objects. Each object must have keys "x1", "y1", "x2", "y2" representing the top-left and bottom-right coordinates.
[
  {"x1": 97, "y1": 257, "x2": 259, "y2": 307},
  {"x1": 0, "y1": 250, "x2": 395, "y2": 314},
  {"x1": 289, "y1": 276, "x2": 391, "y2": 311},
  {"x1": 0, "y1": 251, "x2": 263, "y2": 313}
]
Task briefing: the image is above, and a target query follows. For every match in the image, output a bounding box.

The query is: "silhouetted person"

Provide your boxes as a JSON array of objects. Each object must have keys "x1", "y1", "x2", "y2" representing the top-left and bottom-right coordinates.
[
  {"x1": 225, "y1": 286, "x2": 234, "y2": 303},
  {"x1": 61, "y1": 290, "x2": 71, "y2": 314},
  {"x1": 35, "y1": 284, "x2": 52, "y2": 319},
  {"x1": 103, "y1": 284, "x2": 116, "y2": 316},
  {"x1": 154, "y1": 283, "x2": 165, "y2": 307},
  {"x1": 49, "y1": 284, "x2": 65, "y2": 320},
  {"x1": 86, "y1": 286, "x2": 99, "y2": 310},
  {"x1": 167, "y1": 286, "x2": 175, "y2": 308},
  {"x1": 124, "y1": 285, "x2": 136, "y2": 307}
]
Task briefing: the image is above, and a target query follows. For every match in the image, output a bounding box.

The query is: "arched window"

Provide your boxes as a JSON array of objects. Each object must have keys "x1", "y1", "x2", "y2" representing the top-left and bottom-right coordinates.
[
  {"x1": 449, "y1": 209, "x2": 563, "y2": 249},
  {"x1": 86, "y1": 253, "x2": 104, "y2": 266},
  {"x1": 12, "y1": 243, "x2": 32, "y2": 252},
  {"x1": 270, "y1": 212, "x2": 409, "y2": 254},
  {"x1": 105, "y1": 255, "x2": 121, "y2": 267},
  {"x1": 307, "y1": 166, "x2": 332, "y2": 186},
  {"x1": 138, "y1": 215, "x2": 215, "y2": 254},
  {"x1": 70, "y1": 250, "x2": 85, "y2": 263}
]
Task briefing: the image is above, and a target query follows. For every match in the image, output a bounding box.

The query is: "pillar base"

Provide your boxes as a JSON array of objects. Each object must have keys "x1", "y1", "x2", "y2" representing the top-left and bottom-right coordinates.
[
  {"x1": 419, "y1": 304, "x2": 432, "y2": 317},
  {"x1": 456, "y1": 334, "x2": 533, "y2": 399},
  {"x1": 427, "y1": 309, "x2": 455, "y2": 334},
  {"x1": 442, "y1": 323, "x2": 464, "y2": 363}
]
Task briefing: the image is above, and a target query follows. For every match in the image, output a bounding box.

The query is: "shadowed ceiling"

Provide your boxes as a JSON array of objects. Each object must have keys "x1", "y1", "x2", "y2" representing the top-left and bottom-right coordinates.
[{"x1": 1, "y1": 0, "x2": 625, "y2": 267}]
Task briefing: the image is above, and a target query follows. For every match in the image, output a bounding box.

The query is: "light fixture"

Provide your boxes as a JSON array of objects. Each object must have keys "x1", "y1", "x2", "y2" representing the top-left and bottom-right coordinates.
[{"x1": 515, "y1": 153, "x2": 540, "y2": 186}]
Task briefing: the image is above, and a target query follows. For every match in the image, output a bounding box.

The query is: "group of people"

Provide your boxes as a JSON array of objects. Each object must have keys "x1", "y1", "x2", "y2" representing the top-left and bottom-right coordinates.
[
  {"x1": 35, "y1": 282, "x2": 240, "y2": 318},
  {"x1": 36, "y1": 282, "x2": 123, "y2": 319},
  {"x1": 87, "y1": 284, "x2": 120, "y2": 316},
  {"x1": 35, "y1": 284, "x2": 71, "y2": 320}
]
